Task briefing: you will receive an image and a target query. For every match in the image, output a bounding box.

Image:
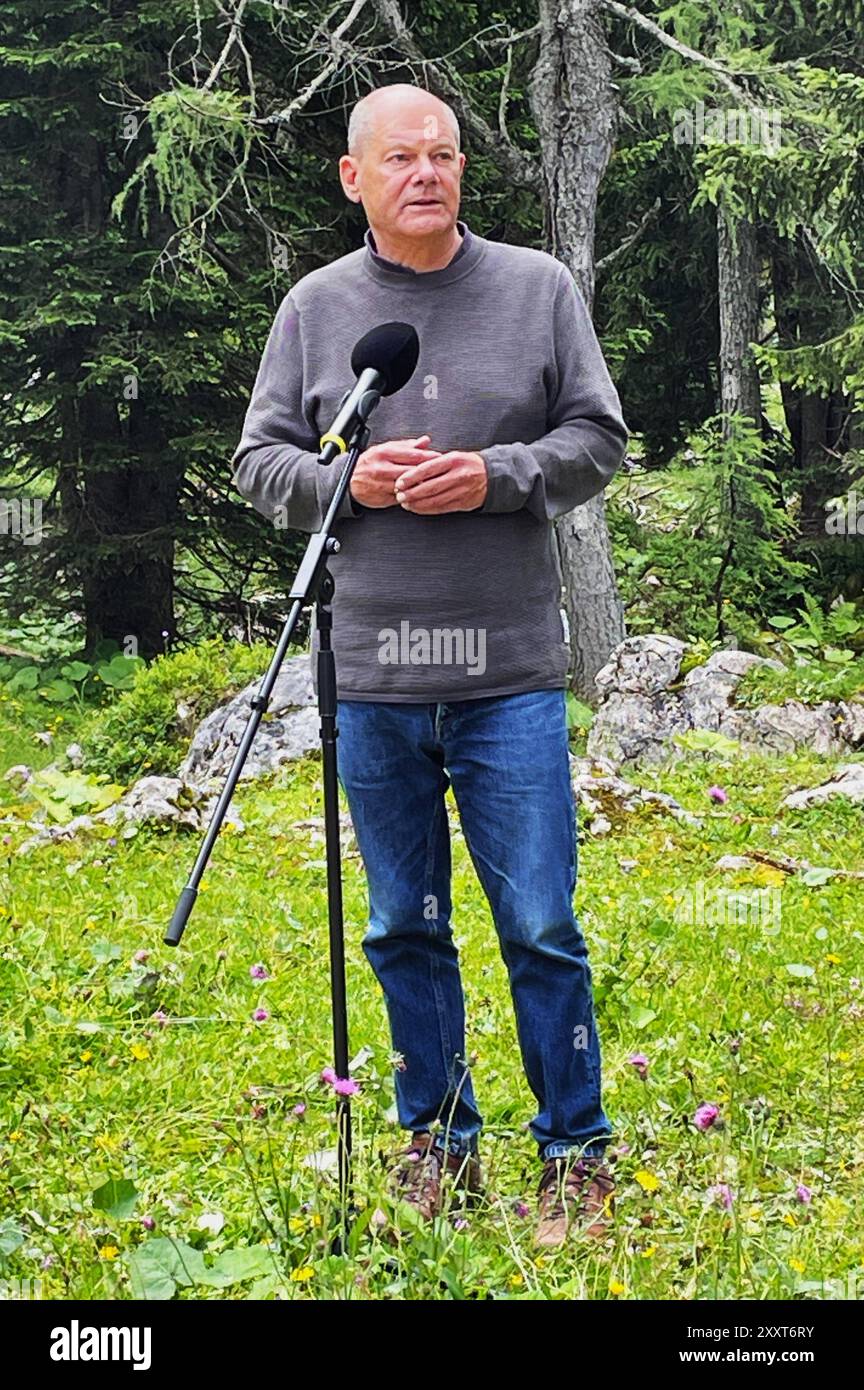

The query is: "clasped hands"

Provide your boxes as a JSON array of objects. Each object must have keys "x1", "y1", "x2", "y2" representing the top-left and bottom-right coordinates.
[{"x1": 349, "y1": 434, "x2": 488, "y2": 514}]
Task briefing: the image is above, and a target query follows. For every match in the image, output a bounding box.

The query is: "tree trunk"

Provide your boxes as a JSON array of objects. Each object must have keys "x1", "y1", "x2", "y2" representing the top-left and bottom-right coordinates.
[
  {"x1": 717, "y1": 199, "x2": 761, "y2": 428},
  {"x1": 772, "y1": 233, "x2": 849, "y2": 538},
  {"x1": 529, "y1": 0, "x2": 625, "y2": 701}
]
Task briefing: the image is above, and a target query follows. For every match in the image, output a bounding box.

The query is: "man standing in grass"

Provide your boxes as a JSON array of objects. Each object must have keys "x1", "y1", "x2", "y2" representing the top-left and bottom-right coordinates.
[{"x1": 231, "y1": 83, "x2": 628, "y2": 1248}]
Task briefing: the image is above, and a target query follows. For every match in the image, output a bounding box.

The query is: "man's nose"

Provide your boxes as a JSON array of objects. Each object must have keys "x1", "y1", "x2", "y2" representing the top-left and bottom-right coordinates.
[{"x1": 413, "y1": 153, "x2": 440, "y2": 183}]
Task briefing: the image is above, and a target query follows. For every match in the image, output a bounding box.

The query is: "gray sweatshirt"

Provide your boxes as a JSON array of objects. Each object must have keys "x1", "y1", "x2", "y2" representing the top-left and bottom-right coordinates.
[{"x1": 231, "y1": 219, "x2": 628, "y2": 700}]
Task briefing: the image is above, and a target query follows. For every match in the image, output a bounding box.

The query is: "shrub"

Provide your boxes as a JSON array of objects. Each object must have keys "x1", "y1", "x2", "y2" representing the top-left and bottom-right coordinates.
[{"x1": 79, "y1": 637, "x2": 273, "y2": 784}]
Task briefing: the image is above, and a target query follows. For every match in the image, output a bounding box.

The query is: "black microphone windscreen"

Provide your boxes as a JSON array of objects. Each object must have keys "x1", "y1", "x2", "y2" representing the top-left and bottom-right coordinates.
[{"x1": 350, "y1": 322, "x2": 419, "y2": 396}]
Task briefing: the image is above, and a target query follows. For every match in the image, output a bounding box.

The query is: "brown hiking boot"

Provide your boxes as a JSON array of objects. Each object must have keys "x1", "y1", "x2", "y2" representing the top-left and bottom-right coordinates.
[
  {"x1": 373, "y1": 1131, "x2": 483, "y2": 1230},
  {"x1": 535, "y1": 1153, "x2": 616, "y2": 1248}
]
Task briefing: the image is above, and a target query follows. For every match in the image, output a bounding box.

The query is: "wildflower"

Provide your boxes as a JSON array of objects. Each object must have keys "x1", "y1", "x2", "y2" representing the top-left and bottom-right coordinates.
[
  {"x1": 634, "y1": 1169, "x2": 659, "y2": 1193},
  {"x1": 290, "y1": 1266, "x2": 314, "y2": 1282},
  {"x1": 453, "y1": 1218, "x2": 469, "y2": 1231},
  {"x1": 79, "y1": 1050, "x2": 93, "y2": 1064},
  {"x1": 320, "y1": 1066, "x2": 337, "y2": 1084},
  {"x1": 708, "y1": 785, "x2": 728, "y2": 804},
  {"x1": 151, "y1": 1010, "x2": 168, "y2": 1026},
  {"x1": 333, "y1": 1077, "x2": 360, "y2": 1097},
  {"x1": 514, "y1": 1201, "x2": 530, "y2": 1218},
  {"x1": 129, "y1": 1042, "x2": 149, "y2": 1061},
  {"x1": 628, "y1": 1052, "x2": 650, "y2": 1080},
  {"x1": 250, "y1": 963, "x2": 269, "y2": 981},
  {"x1": 134, "y1": 950, "x2": 150, "y2": 964},
  {"x1": 609, "y1": 1279, "x2": 626, "y2": 1296},
  {"x1": 141, "y1": 1215, "x2": 156, "y2": 1231},
  {"x1": 251, "y1": 1104, "x2": 267, "y2": 1120},
  {"x1": 99, "y1": 1245, "x2": 119, "y2": 1260},
  {"x1": 796, "y1": 1183, "x2": 812, "y2": 1204},
  {"x1": 253, "y1": 1008, "x2": 269, "y2": 1023},
  {"x1": 293, "y1": 1102, "x2": 306, "y2": 1116},
  {"x1": 694, "y1": 1102, "x2": 720, "y2": 1131},
  {"x1": 708, "y1": 1183, "x2": 734, "y2": 1210}
]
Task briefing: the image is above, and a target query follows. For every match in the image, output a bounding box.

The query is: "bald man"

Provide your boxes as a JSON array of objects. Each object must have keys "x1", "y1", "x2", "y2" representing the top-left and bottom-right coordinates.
[{"x1": 232, "y1": 83, "x2": 628, "y2": 1249}]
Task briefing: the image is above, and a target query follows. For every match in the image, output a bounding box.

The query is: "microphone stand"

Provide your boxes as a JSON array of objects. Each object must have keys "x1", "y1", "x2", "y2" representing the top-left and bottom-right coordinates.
[{"x1": 164, "y1": 414, "x2": 372, "y2": 1251}]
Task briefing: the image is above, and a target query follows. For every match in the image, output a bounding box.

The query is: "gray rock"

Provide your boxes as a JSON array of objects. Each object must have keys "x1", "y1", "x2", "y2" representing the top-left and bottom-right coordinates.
[
  {"x1": 719, "y1": 701, "x2": 844, "y2": 756},
  {"x1": 570, "y1": 753, "x2": 701, "y2": 833},
  {"x1": 781, "y1": 762, "x2": 864, "y2": 809},
  {"x1": 587, "y1": 690, "x2": 692, "y2": 766},
  {"x1": 179, "y1": 654, "x2": 319, "y2": 788},
  {"x1": 680, "y1": 650, "x2": 782, "y2": 730},
  {"x1": 16, "y1": 776, "x2": 243, "y2": 854},
  {"x1": 837, "y1": 700, "x2": 864, "y2": 748},
  {"x1": 594, "y1": 634, "x2": 687, "y2": 698}
]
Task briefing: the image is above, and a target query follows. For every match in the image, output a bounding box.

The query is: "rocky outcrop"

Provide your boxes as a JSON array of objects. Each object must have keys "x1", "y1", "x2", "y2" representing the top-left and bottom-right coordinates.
[{"x1": 587, "y1": 636, "x2": 863, "y2": 766}]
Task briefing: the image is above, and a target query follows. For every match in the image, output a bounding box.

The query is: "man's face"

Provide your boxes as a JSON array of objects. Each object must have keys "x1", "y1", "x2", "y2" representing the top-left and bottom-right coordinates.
[{"x1": 340, "y1": 106, "x2": 465, "y2": 241}]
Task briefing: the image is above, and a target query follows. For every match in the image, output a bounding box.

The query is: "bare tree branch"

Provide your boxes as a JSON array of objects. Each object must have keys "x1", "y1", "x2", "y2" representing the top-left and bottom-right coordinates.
[
  {"x1": 596, "y1": 196, "x2": 661, "y2": 277},
  {"x1": 371, "y1": 0, "x2": 541, "y2": 189},
  {"x1": 256, "y1": 0, "x2": 372, "y2": 129}
]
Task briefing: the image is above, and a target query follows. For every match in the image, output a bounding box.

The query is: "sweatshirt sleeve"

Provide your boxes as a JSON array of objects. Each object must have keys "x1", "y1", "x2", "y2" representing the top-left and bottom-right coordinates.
[
  {"x1": 478, "y1": 268, "x2": 628, "y2": 521},
  {"x1": 230, "y1": 291, "x2": 362, "y2": 531}
]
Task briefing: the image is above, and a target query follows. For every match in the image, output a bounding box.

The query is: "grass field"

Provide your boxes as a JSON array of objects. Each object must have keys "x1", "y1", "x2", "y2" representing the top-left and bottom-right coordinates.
[{"x1": 1, "y1": 697, "x2": 862, "y2": 1300}]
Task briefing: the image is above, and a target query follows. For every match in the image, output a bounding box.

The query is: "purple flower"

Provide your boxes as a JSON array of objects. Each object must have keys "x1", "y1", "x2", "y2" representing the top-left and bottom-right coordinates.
[
  {"x1": 333, "y1": 1077, "x2": 361, "y2": 1097},
  {"x1": 694, "y1": 1102, "x2": 720, "y2": 1131},
  {"x1": 628, "y1": 1052, "x2": 650, "y2": 1080},
  {"x1": 453, "y1": 1218, "x2": 469, "y2": 1231},
  {"x1": 251, "y1": 1104, "x2": 267, "y2": 1119},
  {"x1": 708, "y1": 1183, "x2": 734, "y2": 1210},
  {"x1": 796, "y1": 1183, "x2": 812, "y2": 1204},
  {"x1": 293, "y1": 1102, "x2": 306, "y2": 1116},
  {"x1": 107, "y1": 837, "x2": 117, "y2": 847},
  {"x1": 320, "y1": 1066, "x2": 337, "y2": 1085},
  {"x1": 708, "y1": 785, "x2": 728, "y2": 804},
  {"x1": 151, "y1": 1010, "x2": 168, "y2": 1026},
  {"x1": 514, "y1": 1201, "x2": 530, "y2": 1218},
  {"x1": 141, "y1": 1215, "x2": 156, "y2": 1231},
  {"x1": 134, "y1": 949, "x2": 150, "y2": 963},
  {"x1": 253, "y1": 1007, "x2": 269, "y2": 1023},
  {"x1": 249, "y1": 963, "x2": 269, "y2": 981}
]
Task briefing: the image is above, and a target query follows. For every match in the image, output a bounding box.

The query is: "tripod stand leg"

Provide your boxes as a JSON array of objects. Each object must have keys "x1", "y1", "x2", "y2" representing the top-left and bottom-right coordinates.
[{"x1": 316, "y1": 577, "x2": 353, "y2": 1241}]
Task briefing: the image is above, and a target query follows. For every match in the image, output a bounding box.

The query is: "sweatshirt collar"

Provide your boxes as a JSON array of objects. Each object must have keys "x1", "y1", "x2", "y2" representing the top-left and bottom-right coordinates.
[{"x1": 363, "y1": 219, "x2": 485, "y2": 288}]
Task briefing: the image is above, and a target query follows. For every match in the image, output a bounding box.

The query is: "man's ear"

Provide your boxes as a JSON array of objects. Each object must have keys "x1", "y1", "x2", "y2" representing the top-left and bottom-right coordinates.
[{"x1": 338, "y1": 154, "x2": 361, "y2": 203}]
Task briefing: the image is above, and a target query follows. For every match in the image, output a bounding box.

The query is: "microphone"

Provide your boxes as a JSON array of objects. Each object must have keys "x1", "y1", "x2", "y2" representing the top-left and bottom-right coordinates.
[{"x1": 318, "y1": 322, "x2": 420, "y2": 464}]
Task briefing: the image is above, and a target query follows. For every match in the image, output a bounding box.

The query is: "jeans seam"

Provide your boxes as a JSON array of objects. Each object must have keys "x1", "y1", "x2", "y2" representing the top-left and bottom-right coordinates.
[{"x1": 424, "y1": 762, "x2": 453, "y2": 1090}]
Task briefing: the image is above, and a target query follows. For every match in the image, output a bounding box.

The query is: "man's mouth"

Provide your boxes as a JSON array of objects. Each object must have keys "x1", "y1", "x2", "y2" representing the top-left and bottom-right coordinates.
[{"x1": 407, "y1": 199, "x2": 440, "y2": 206}]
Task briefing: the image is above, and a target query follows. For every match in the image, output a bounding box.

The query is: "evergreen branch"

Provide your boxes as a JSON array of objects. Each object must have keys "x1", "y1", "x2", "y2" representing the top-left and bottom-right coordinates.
[{"x1": 600, "y1": 0, "x2": 750, "y2": 102}]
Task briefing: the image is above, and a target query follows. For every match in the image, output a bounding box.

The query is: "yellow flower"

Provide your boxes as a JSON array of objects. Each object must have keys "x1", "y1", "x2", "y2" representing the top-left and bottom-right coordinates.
[
  {"x1": 789, "y1": 1258, "x2": 805, "y2": 1274},
  {"x1": 99, "y1": 1245, "x2": 119, "y2": 1260},
  {"x1": 509, "y1": 1273, "x2": 524, "y2": 1287},
  {"x1": 782, "y1": 1212, "x2": 797, "y2": 1228},
  {"x1": 609, "y1": 1279, "x2": 627, "y2": 1296},
  {"x1": 311, "y1": 1213, "x2": 322, "y2": 1227},
  {"x1": 8, "y1": 1130, "x2": 22, "y2": 1142},
  {"x1": 747, "y1": 1205, "x2": 763, "y2": 1222},
  {"x1": 80, "y1": 1050, "x2": 93, "y2": 1063},
  {"x1": 288, "y1": 1217, "x2": 305, "y2": 1234},
  {"x1": 641, "y1": 1245, "x2": 656, "y2": 1258},
  {"x1": 835, "y1": 1050, "x2": 851, "y2": 1063},
  {"x1": 290, "y1": 1265, "x2": 314, "y2": 1282},
  {"x1": 634, "y1": 1169, "x2": 659, "y2": 1193},
  {"x1": 825, "y1": 954, "x2": 841, "y2": 965},
  {"x1": 95, "y1": 1134, "x2": 120, "y2": 1153},
  {"x1": 129, "y1": 1042, "x2": 149, "y2": 1061}
]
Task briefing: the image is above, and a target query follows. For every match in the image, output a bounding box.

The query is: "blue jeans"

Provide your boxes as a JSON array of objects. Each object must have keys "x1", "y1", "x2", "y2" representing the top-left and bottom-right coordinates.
[{"x1": 335, "y1": 689, "x2": 614, "y2": 1163}]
